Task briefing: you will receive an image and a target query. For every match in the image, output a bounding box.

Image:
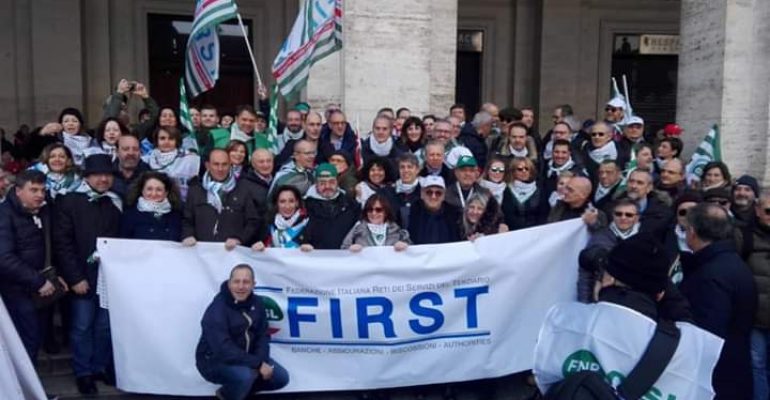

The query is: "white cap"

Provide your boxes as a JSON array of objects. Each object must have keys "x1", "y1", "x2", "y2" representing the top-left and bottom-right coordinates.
[
  {"x1": 607, "y1": 97, "x2": 626, "y2": 109},
  {"x1": 419, "y1": 176, "x2": 446, "y2": 189},
  {"x1": 444, "y1": 146, "x2": 473, "y2": 168},
  {"x1": 627, "y1": 116, "x2": 644, "y2": 125}
]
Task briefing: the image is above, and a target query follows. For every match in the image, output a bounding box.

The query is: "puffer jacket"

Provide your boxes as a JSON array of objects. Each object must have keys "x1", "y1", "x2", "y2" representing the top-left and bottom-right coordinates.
[{"x1": 0, "y1": 191, "x2": 48, "y2": 298}]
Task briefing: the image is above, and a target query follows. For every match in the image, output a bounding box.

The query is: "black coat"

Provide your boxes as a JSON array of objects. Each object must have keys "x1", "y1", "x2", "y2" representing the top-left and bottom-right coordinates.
[
  {"x1": 239, "y1": 170, "x2": 272, "y2": 239},
  {"x1": 196, "y1": 281, "x2": 270, "y2": 375},
  {"x1": 419, "y1": 164, "x2": 456, "y2": 187},
  {"x1": 119, "y1": 207, "x2": 182, "y2": 241},
  {"x1": 53, "y1": 192, "x2": 121, "y2": 292},
  {"x1": 182, "y1": 179, "x2": 260, "y2": 245},
  {"x1": 458, "y1": 129, "x2": 489, "y2": 169},
  {"x1": 303, "y1": 194, "x2": 360, "y2": 249},
  {"x1": 361, "y1": 138, "x2": 403, "y2": 172},
  {"x1": 380, "y1": 185, "x2": 421, "y2": 228},
  {"x1": 407, "y1": 200, "x2": 462, "y2": 245},
  {"x1": 638, "y1": 195, "x2": 675, "y2": 238},
  {"x1": 500, "y1": 186, "x2": 547, "y2": 231},
  {"x1": 275, "y1": 138, "x2": 335, "y2": 169},
  {"x1": 680, "y1": 240, "x2": 757, "y2": 400},
  {"x1": 112, "y1": 160, "x2": 150, "y2": 200},
  {"x1": 0, "y1": 191, "x2": 48, "y2": 298}
]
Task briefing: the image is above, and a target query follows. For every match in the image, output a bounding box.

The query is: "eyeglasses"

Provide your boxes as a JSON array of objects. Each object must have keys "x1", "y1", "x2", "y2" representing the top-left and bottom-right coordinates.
[
  {"x1": 707, "y1": 199, "x2": 730, "y2": 206},
  {"x1": 367, "y1": 207, "x2": 384, "y2": 214},
  {"x1": 613, "y1": 211, "x2": 637, "y2": 218},
  {"x1": 296, "y1": 151, "x2": 317, "y2": 156},
  {"x1": 515, "y1": 167, "x2": 530, "y2": 172},
  {"x1": 330, "y1": 121, "x2": 346, "y2": 126},
  {"x1": 591, "y1": 132, "x2": 607, "y2": 138},
  {"x1": 425, "y1": 189, "x2": 444, "y2": 198},
  {"x1": 605, "y1": 106, "x2": 620, "y2": 112},
  {"x1": 677, "y1": 209, "x2": 689, "y2": 217},
  {"x1": 489, "y1": 167, "x2": 505, "y2": 173}
]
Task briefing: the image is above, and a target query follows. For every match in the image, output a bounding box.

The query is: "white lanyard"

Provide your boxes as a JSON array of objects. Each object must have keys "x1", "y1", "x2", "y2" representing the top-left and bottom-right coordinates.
[{"x1": 457, "y1": 182, "x2": 475, "y2": 209}]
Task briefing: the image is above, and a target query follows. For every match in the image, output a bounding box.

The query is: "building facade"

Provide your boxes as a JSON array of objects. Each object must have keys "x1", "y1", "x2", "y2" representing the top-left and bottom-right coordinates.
[{"x1": 1, "y1": 0, "x2": 768, "y2": 183}]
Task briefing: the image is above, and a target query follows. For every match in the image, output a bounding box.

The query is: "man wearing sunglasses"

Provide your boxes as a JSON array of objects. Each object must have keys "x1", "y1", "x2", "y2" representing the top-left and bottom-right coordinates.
[
  {"x1": 581, "y1": 122, "x2": 619, "y2": 179},
  {"x1": 407, "y1": 176, "x2": 461, "y2": 245},
  {"x1": 747, "y1": 195, "x2": 770, "y2": 398},
  {"x1": 603, "y1": 97, "x2": 625, "y2": 137},
  {"x1": 617, "y1": 116, "x2": 648, "y2": 168}
]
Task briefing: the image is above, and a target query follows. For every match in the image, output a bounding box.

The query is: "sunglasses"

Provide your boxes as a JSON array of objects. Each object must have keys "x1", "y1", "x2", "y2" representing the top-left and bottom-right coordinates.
[
  {"x1": 516, "y1": 167, "x2": 530, "y2": 172},
  {"x1": 613, "y1": 211, "x2": 637, "y2": 218},
  {"x1": 425, "y1": 189, "x2": 444, "y2": 198},
  {"x1": 591, "y1": 132, "x2": 607, "y2": 137},
  {"x1": 605, "y1": 106, "x2": 621, "y2": 112},
  {"x1": 677, "y1": 209, "x2": 689, "y2": 217},
  {"x1": 367, "y1": 207, "x2": 384, "y2": 213},
  {"x1": 489, "y1": 167, "x2": 505, "y2": 173}
]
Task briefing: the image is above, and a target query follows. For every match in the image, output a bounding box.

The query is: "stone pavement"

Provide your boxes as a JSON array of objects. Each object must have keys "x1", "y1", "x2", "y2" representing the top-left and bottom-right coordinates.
[{"x1": 38, "y1": 348, "x2": 539, "y2": 400}]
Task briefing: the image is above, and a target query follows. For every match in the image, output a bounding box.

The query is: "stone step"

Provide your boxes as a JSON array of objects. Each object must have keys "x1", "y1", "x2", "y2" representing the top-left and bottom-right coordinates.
[{"x1": 37, "y1": 349, "x2": 75, "y2": 377}]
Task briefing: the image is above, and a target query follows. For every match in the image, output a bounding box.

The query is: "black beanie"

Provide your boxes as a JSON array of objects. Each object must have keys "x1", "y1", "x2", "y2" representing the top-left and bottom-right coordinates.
[{"x1": 606, "y1": 232, "x2": 670, "y2": 295}]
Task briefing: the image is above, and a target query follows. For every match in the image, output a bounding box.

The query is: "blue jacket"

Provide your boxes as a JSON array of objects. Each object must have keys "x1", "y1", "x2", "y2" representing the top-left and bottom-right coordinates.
[
  {"x1": 320, "y1": 123, "x2": 358, "y2": 155},
  {"x1": 0, "y1": 191, "x2": 48, "y2": 298},
  {"x1": 196, "y1": 281, "x2": 271, "y2": 372},
  {"x1": 680, "y1": 240, "x2": 757, "y2": 399},
  {"x1": 119, "y1": 206, "x2": 182, "y2": 241}
]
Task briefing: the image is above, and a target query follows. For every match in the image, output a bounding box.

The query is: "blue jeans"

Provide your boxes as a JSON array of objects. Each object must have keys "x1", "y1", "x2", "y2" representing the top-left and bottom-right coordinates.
[
  {"x1": 203, "y1": 359, "x2": 289, "y2": 400},
  {"x1": 69, "y1": 296, "x2": 111, "y2": 377},
  {"x1": 751, "y1": 328, "x2": 770, "y2": 400}
]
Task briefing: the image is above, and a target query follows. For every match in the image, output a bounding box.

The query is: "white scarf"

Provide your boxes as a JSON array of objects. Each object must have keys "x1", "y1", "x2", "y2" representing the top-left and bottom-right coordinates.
[
  {"x1": 282, "y1": 127, "x2": 304, "y2": 142},
  {"x1": 357, "y1": 182, "x2": 377, "y2": 205},
  {"x1": 396, "y1": 179, "x2": 419, "y2": 194},
  {"x1": 101, "y1": 142, "x2": 116, "y2": 159},
  {"x1": 543, "y1": 140, "x2": 554, "y2": 160},
  {"x1": 229, "y1": 123, "x2": 253, "y2": 143},
  {"x1": 588, "y1": 141, "x2": 618, "y2": 164},
  {"x1": 594, "y1": 182, "x2": 618, "y2": 203},
  {"x1": 609, "y1": 222, "x2": 640, "y2": 240},
  {"x1": 202, "y1": 171, "x2": 237, "y2": 213},
  {"x1": 62, "y1": 132, "x2": 93, "y2": 166},
  {"x1": 480, "y1": 179, "x2": 505, "y2": 204},
  {"x1": 509, "y1": 145, "x2": 528, "y2": 158},
  {"x1": 137, "y1": 197, "x2": 172, "y2": 217},
  {"x1": 367, "y1": 222, "x2": 388, "y2": 246},
  {"x1": 511, "y1": 180, "x2": 537, "y2": 203},
  {"x1": 145, "y1": 149, "x2": 182, "y2": 171},
  {"x1": 370, "y1": 136, "x2": 394, "y2": 156},
  {"x1": 30, "y1": 163, "x2": 81, "y2": 198},
  {"x1": 655, "y1": 158, "x2": 667, "y2": 170},
  {"x1": 305, "y1": 184, "x2": 342, "y2": 201},
  {"x1": 547, "y1": 158, "x2": 575, "y2": 178},
  {"x1": 675, "y1": 225, "x2": 692, "y2": 253},
  {"x1": 74, "y1": 180, "x2": 122, "y2": 211},
  {"x1": 548, "y1": 191, "x2": 562, "y2": 207},
  {"x1": 274, "y1": 210, "x2": 301, "y2": 230}
]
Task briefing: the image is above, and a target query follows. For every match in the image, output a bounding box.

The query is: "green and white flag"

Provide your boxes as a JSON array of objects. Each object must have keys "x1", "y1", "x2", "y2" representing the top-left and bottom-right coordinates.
[
  {"x1": 179, "y1": 78, "x2": 194, "y2": 133},
  {"x1": 685, "y1": 124, "x2": 721, "y2": 185},
  {"x1": 271, "y1": 0, "x2": 343, "y2": 97},
  {"x1": 266, "y1": 84, "x2": 281, "y2": 154}
]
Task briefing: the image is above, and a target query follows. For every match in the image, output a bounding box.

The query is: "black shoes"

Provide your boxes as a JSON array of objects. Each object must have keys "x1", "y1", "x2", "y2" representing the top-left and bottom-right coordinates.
[
  {"x1": 75, "y1": 375, "x2": 98, "y2": 396},
  {"x1": 94, "y1": 369, "x2": 116, "y2": 386}
]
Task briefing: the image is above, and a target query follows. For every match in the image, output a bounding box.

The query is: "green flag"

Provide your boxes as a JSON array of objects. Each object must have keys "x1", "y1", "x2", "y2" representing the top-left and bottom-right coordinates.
[
  {"x1": 179, "y1": 78, "x2": 194, "y2": 133},
  {"x1": 685, "y1": 124, "x2": 721, "y2": 185}
]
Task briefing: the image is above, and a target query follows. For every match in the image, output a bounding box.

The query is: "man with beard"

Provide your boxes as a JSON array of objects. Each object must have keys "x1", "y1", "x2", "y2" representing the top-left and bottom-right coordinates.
[
  {"x1": 275, "y1": 110, "x2": 304, "y2": 153},
  {"x1": 112, "y1": 135, "x2": 149, "y2": 199},
  {"x1": 625, "y1": 169, "x2": 674, "y2": 238},
  {"x1": 444, "y1": 155, "x2": 490, "y2": 210},
  {"x1": 301, "y1": 164, "x2": 360, "y2": 250},
  {"x1": 733, "y1": 175, "x2": 760, "y2": 227}
]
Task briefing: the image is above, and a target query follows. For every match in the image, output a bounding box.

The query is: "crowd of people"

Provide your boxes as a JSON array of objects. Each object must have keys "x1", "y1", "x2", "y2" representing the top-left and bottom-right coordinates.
[{"x1": 0, "y1": 77, "x2": 769, "y2": 400}]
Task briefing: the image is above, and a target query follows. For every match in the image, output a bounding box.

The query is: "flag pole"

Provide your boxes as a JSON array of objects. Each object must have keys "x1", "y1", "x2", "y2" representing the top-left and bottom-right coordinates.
[
  {"x1": 236, "y1": 13, "x2": 264, "y2": 88},
  {"x1": 622, "y1": 75, "x2": 632, "y2": 117}
]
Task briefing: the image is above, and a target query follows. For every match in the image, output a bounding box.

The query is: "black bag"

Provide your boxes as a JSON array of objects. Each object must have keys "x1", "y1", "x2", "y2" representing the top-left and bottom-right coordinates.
[
  {"x1": 543, "y1": 320, "x2": 681, "y2": 400},
  {"x1": 31, "y1": 216, "x2": 66, "y2": 309}
]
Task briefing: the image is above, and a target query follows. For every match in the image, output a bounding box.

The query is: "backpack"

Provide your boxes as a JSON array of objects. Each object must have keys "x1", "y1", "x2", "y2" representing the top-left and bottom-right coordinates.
[{"x1": 543, "y1": 320, "x2": 681, "y2": 400}]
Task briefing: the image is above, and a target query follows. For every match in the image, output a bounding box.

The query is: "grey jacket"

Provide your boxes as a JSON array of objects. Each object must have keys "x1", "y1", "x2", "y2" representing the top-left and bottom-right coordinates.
[{"x1": 341, "y1": 221, "x2": 411, "y2": 249}]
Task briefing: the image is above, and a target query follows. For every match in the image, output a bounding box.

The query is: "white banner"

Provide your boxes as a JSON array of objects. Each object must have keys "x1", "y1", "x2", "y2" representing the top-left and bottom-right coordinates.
[
  {"x1": 98, "y1": 219, "x2": 588, "y2": 395},
  {"x1": 0, "y1": 297, "x2": 47, "y2": 400}
]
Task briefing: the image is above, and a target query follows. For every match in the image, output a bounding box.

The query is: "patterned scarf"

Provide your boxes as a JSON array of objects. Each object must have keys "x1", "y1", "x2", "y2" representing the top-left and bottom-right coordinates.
[
  {"x1": 202, "y1": 171, "x2": 237, "y2": 213},
  {"x1": 609, "y1": 222, "x2": 640, "y2": 240},
  {"x1": 594, "y1": 182, "x2": 618, "y2": 203},
  {"x1": 370, "y1": 136, "x2": 394, "y2": 156},
  {"x1": 74, "y1": 180, "x2": 122, "y2": 211},
  {"x1": 588, "y1": 141, "x2": 618, "y2": 164},
  {"x1": 62, "y1": 132, "x2": 93, "y2": 166},
  {"x1": 145, "y1": 149, "x2": 182, "y2": 171},
  {"x1": 137, "y1": 197, "x2": 172, "y2": 217},
  {"x1": 480, "y1": 179, "x2": 505, "y2": 204},
  {"x1": 547, "y1": 158, "x2": 575, "y2": 178},
  {"x1": 30, "y1": 163, "x2": 81, "y2": 198},
  {"x1": 511, "y1": 180, "x2": 537, "y2": 203},
  {"x1": 675, "y1": 225, "x2": 692, "y2": 253},
  {"x1": 271, "y1": 210, "x2": 308, "y2": 248},
  {"x1": 395, "y1": 179, "x2": 419, "y2": 194},
  {"x1": 367, "y1": 223, "x2": 388, "y2": 246}
]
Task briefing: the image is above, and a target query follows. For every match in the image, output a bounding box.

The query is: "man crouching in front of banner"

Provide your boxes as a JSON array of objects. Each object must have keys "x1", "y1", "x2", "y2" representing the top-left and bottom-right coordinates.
[
  {"x1": 196, "y1": 264, "x2": 289, "y2": 400},
  {"x1": 532, "y1": 233, "x2": 725, "y2": 400}
]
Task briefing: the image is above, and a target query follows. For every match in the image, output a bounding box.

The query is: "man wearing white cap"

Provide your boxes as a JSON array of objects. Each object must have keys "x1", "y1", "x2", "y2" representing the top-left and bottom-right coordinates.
[
  {"x1": 618, "y1": 115, "x2": 647, "y2": 168},
  {"x1": 407, "y1": 176, "x2": 462, "y2": 244},
  {"x1": 604, "y1": 97, "x2": 626, "y2": 138}
]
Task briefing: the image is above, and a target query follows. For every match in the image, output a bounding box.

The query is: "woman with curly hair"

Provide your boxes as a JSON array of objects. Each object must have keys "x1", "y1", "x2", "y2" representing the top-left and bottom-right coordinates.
[
  {"x1": 355, "y1": 156, "x2": 396, "y2": 206},
  {"x1": 28, "y1": 143, "x2": 82, "y2": 200},
  {"x1": 251, "y1": 185, "x2": 310, "y2": 250},
  {"x1": 119, "y1": 171, "x2": 182, "y2": 241}
]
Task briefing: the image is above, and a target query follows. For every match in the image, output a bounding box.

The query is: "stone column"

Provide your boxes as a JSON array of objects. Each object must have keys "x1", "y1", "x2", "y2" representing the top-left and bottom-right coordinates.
[
  {"x1": 306, "y1": 0, "x2": 457, "y2": 129},
  {"x1": 677, "y1": 0, "x2": 770, "y2": 184}
]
